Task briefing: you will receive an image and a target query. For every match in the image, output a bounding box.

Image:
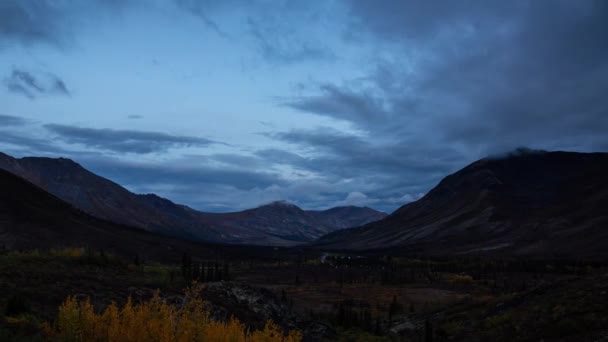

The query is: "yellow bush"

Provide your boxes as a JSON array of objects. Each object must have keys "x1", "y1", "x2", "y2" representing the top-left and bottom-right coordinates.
[
  {"x1": 50, "y1": 247, "x2": 85, "y2": 258},
  {"x1": 47, "y1": 286, "x2": 302, "y2": 342},
  {"x1": 445, "y1": 274, "x2": 473, "y2": 284}
]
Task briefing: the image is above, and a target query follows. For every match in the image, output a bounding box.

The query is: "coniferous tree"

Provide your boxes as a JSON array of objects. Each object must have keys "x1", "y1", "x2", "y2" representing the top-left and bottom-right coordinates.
[
  {"x1": 388, "y1": 295, "x2": 401, "y2": 323},
  {"x1": 223, "y1": 263, "x2": 230, "y2": 281},
  {"x1": 207, "y1": 264, "x2": 215, "y2": 282},
  {"x1": 425, "y1": 320, "x2": 433, "y2": 342},
  {"x1": 181, "y1": 253, "x2": 192, "y2": 280}
]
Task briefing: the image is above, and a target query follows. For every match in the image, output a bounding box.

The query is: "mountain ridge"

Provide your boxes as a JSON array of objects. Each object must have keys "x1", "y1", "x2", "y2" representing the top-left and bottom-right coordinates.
[
  {"x1": 0, "y1": 167, "x2": 226, "y2": 261},
  {"x1": 0, "y1": 152, "x2": 386, "y2": 246},
  {"x1": 316, "y1": 150, "x2": 608, "y2": 259}
]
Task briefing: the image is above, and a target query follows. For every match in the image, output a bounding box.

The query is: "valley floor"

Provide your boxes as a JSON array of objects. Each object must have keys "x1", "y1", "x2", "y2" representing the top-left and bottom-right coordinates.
[{"x1": 1, "y1": 248, "x2": 607, "y2": 341}]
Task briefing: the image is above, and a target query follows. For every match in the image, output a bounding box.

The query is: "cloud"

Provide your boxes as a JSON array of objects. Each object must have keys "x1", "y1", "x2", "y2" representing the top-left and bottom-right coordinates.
[
  {"x1": 331, "y1": 0, "x2": 608, "y2": 152},
  {"x1": 3, "y1": 1, "x2": 608, "y2": 214},
  {"x1": 0, "y1": 1, "x2": 65, "y2": 47},
  {"x1": 0, "y1": 114, "x2": 28, "y2": 126},
  {"x1": 262, "y1": 127, "x2": 460, "y2": 209},
  {"x1": 0, "y1": 0, "x2": 131, "y2": 48},
  {"x1": 334, "y1": 192, "x2": 375, "y2": 207},
  {"x1": 81, "y1": 156, "x2": 283, "y2": 191},
  {"x1": 127, "y1": 115, "x2": 144, "y2": 119},
  {"x1": 174, "y1": 0, "x2": 334, "y2": 64},
  {"x1": 247, "y1": 17, "x2": 334, "y2": 65},
  {"x1": 173, "y1": 0, "x2": 232, "y2": 37},
  {"x1": 4, "y1": 68, "x2": 70, "y2": 99},
  {"x1": 44, "y1": 124, "x2": 222, "y2": 154},
  {"x1": 283, "y1": 84, "x2": 385, "y2": 125},
  {"x1": 264, "y1": 0, "x2": 608, "y2": 213},
  {"x1": 0, "y1": 130, "x2": 71, "y2": 155}
]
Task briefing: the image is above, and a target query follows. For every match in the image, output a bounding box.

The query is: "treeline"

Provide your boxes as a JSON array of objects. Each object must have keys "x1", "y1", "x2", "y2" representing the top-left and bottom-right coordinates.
[{"x1": 316, "y1": 255, "x2": 606, "y2": 286}]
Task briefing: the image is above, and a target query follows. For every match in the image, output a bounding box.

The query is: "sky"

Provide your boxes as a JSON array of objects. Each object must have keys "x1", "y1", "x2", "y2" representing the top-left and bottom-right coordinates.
[{"x1": 1, "y1": 0, "x2": 607, "y2": 213}]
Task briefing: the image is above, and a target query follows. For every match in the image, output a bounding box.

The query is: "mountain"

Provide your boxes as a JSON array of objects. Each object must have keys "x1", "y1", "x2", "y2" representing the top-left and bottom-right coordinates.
[
  {"x1": 308, "y1": 206, "x2": 387, "y2": 230},
  {"x1": 0, "y1": 153, "x2": 385, "y2": 246},
  {"x1": 0, "y1": 168, "x2": 222, "y2": 261},
  {"x1": 0, "y1": 152, "x2": 224, "y2": 241},
  {"x1": 316, "y1": 150, "x2": 608, "y2": 259},
  {"x1": 204, "y1": 201, "x2": 332, "y2": 246}
]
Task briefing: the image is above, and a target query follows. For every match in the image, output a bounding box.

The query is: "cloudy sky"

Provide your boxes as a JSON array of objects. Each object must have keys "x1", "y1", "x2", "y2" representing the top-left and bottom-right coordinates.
[{"x1": 1, "y1": 1, "x2": 607, "y2": 213}]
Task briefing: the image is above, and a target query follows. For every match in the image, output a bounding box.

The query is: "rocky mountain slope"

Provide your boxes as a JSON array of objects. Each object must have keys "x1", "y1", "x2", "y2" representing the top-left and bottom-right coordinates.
[
  {"x1": 0, "y1": 153, "x2": 385, "y2": 246},
  {"x1": 316, "y1": 150, "x2": 608, "y2": 259}
]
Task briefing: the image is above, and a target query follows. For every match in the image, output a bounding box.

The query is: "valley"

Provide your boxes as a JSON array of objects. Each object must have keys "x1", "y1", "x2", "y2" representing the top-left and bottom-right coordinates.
[
  {"x1": 2, "y1": 1, "x2": 606, "y2": 340},
  {"x1": 1, "y1": 150, "x2": 608, "y2": 341},
  {"x1": 2, "y1": 247, "x2": 607, "y2": 341}
]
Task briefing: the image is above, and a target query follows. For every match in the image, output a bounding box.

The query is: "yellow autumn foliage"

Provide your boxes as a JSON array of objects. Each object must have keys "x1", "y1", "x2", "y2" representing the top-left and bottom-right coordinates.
[
  {"x1": 46, "y1": 286, "x2": 302, "y2": 342},
  {"x1": 49, "y1": 247, "x2": 85, "y2": 258},
  {"x1": 445, "y1": 273, "x2": 474, "y2": 284}
]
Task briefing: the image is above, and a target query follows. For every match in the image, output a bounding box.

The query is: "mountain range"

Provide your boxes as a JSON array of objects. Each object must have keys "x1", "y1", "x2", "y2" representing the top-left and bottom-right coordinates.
[
  {"x1": 2, "y1": 150, "x2": 608, "y2": 260},
  {"x1": 0, "y1": 152, "x2": 386, "y2": 246},
  {"x1": 317, "y1": 150, "x2": 608, "y2": 259},
  {"x1": 0, "y1": 168, "x2": 220, "y2": 261}
]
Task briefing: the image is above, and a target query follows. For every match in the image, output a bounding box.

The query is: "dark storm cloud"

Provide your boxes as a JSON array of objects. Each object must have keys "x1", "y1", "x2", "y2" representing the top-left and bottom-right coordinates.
[
  {"x1": 44, "y1": 124, "x2": 222, "y2": 154},
  {"x1": 0, "y1": 114, "x2": 28, "y2": 126},
  {"x1": 260, "y1": 127, "x2": 461, "y2": 211},
  {"x1": 283, "y1": 84, "x2": 385, "y2": 124},
  {"x1": 273, "y1": 0, "x2": 608, "y2": 203},
  {"x1": 0, "y1": 0, "x2": 130, "y2": 48},
  {"x1": 4, "y1": 68, "x2": 70, "y2": 99},
  {"x1": 338, "y1": 0, "x2": 608, "y2": 152},
  {"x1": 0, "y1": 1, "x2": 64, "y2": 46},
  {"x1": 270, "y1": 128, "x2": 459, "y2": 178},
  {"x1": 80, "y1": 157, "x2": 283, "y2": 191},
  {"x1": 0, "y1": 130, "x2": 70, "y2": 155},
  {"x1": 342, "y1": 0, "x2": 520, "y2": 44}
]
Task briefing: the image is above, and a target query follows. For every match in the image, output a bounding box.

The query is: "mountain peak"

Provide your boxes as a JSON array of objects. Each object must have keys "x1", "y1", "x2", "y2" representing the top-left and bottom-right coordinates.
[
  {"x1": 485, "y1": 147, "x2": 548, "y2": 161},
  {"x1": 317, "y1": 151, "x2": 608, "y2": 258},
  {"x1": 260, "y1": 200, "x2": 299, "y2": 209}
]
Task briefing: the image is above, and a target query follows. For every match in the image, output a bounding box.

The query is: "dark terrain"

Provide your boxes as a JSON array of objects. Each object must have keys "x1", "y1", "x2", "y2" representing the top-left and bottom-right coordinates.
[
  {"x1": 1, "y1": 150, "x2": 608, "y2": 341},
  {"x1": 0, "y1": 168, "x2": 231, "y2": 261},
  {"x1": 0, "y1": 152, "x2": 386, "y2": 246},
  {"x1": 317, "y1": 150, "x2": 608, "y2": 259}
]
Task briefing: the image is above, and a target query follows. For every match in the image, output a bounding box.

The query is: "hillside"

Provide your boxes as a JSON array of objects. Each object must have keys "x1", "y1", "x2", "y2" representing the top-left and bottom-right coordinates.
[
  {"x1": 0, "y1": 168, "x2": 231, "y2": 261},
  {"x1": 316, "y1": 150, "x2": 608, "y2": 259},
  {"x1": 308, "y1": 206, "x2": 387, "y2": 230},
  {"x1": 0, "y1": 153, "x2": 385, "y2": 246}
]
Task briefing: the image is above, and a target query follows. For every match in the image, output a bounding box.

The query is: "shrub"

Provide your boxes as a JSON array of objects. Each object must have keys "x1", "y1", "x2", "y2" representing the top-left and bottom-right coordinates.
[
  {"x1": 46, "y1": 285, "x2": 302, "y2": 342},
  {"x1": 445, "y1": 274, "x2": 474, "y2": 285},
  {"x1": 50, "y1": 247, "x2": 85, "y2": 258}
]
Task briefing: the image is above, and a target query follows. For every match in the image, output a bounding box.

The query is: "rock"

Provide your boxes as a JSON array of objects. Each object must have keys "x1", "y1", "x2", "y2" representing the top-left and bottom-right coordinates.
[{"x1": 123, "y1": 282, "x2": 334, "y2": 341}]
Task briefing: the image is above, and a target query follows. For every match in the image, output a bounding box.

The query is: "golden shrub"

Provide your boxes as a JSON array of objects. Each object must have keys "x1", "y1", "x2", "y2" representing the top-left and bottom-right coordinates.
[
  {"x1": 47, "y1": 286, "x2": 302, "y2": 342},
  {"x1": 50, "y1": 247, "x2": 85, "y2": 258},
  {"x1": 445, "y1": 273, "x2": 474, "y2": 284}
]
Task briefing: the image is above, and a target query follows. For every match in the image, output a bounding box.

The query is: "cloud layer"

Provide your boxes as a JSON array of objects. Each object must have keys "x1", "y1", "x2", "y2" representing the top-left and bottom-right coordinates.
[
  {"x1": 1, "y1": 0, "x2": 607, "y2": 213},
  {"x1": 44, "y1": 125, "x2": 221, "y2": 154}
]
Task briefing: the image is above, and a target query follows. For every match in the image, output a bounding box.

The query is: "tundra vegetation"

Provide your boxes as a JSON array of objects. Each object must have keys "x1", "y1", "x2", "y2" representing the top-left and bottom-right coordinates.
[{"x1": 1, "y1": 247, "x2": 607, "y2": 341}]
